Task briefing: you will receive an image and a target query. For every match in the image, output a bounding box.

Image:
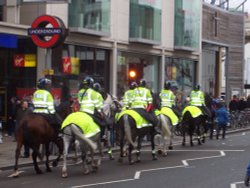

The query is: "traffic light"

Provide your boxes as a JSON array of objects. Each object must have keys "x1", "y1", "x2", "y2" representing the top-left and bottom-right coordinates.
[{"x1": 129, "y1": 69, "x2": 137, "y2": 79}]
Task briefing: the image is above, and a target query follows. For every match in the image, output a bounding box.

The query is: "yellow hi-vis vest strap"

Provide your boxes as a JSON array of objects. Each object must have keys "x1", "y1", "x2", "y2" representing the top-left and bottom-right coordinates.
[
  {"x1": 116, "y1": 109, "x2": 152, "y2": 128},
  {"x1": 155, "y1": 107, "x2": 179, "y2": 126},
  {"x1": 61, "y1": 112, "x2": 100, "y2": 138},
  {"x1": 182, "y1": 106, "x2": 203, "y2": 118}
]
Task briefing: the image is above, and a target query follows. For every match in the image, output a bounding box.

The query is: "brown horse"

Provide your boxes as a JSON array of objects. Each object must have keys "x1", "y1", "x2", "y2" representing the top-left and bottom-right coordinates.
[{"x1": 12, "y1": 101, "x2": 71, "y2": 177}]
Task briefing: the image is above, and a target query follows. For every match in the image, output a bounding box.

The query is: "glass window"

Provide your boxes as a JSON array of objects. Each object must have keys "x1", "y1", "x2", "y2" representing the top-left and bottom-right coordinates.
[
  {"x1": 51, "y1": 44, "x2": 110, "y2": 96},
  {"x1": 68, "y1": 0, "x2": 110, "y2": 33},
  {"x1": 165, "y1": 57, "x2": 196, "y2": 97},
  {"x1": 174, "y1": 0, "x2": 201, "y2": 50},
  {"x1": 117, "y1": 51, "x2": 160, "y2": 98},
  {"x1": 130, "y1": 0, "x2": 162, "y2": 42}
]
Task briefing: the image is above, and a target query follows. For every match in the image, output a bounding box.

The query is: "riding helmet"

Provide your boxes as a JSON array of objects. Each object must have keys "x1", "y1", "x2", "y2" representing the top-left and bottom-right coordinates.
[
  {"x1": 93, "y1": 82, "x2": 101, "y2": 92},
  {"x1": 129, "y1": 81, "x2": 138, "y2": 90},
  {"x1": 139, "y1": 79, "x2": 147, "y2": 87},
  {"x1": 37, "y1": 77, "x2": 52, "y2": 89},
  {"x1": 164, "y1": 80, "x2": 171, "y2": 90},
  {"x1": 82, "y1": 76, "x2": 94, "y2": 88}
]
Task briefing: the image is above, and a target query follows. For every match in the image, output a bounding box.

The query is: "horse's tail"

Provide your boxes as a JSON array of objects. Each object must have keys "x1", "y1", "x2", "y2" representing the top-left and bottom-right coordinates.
[
  {"x1": 123, "y1": 114, "x2": 136, "y2": 147},
  {"x1": 160, "y1": 114, "x2": 171, "y2": 137},
  {"x1": 70, "y1": 124, "x2": 97, "y2": 151}
]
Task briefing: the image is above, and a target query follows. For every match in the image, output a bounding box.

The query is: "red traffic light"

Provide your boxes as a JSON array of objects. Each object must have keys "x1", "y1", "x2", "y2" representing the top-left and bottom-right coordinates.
[{"x1": 129, "y1": 70, "x2": 137, "y2": 78}]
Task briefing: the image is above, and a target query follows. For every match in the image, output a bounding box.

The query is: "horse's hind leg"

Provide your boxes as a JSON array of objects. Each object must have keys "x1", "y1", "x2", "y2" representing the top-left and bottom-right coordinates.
[
  {"x1": 45, "y1": 143, "x2": 51, "y2": 172},
  {"x1": 13, "y1": 140, "x2": 23, "y2": 176},
  {"x1": 52, "y1": 137, "x2": 64, "y2": 167},
  {"x1": 32, "y1": 146, "x2": 42, "y2": 174},
  {"x1": 62, "y1": 134, "x2": 70, "y2": 178},
  {"x1": 136, "y1": 136, "x2": 142, "y2": 163},
  {"x1": 150, "y1": 131, "x2": 157, "y2": 161}
]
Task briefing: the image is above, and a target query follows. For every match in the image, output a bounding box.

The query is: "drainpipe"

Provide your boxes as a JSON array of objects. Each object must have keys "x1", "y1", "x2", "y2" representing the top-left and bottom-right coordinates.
[{"x1": 110, "y1": 41, "x2": 117, "y2": 97}]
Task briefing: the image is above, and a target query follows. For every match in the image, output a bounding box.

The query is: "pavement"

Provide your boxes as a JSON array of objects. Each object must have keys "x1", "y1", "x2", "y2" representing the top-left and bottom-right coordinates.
[{"x1": 1, "y1": 127, "x2": 250, "y2": 172}]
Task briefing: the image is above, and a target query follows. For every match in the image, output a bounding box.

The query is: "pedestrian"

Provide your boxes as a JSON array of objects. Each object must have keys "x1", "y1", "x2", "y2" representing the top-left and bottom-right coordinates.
[
  {"x1": 245, "y1": 162, "x2": 250, "y2": 187},
  {"x1": 16, "y1": 100, "x2": 32, "y2": 157},
  {"x1": 215, "y1": 100, "x2": 229, "y2": 139},
  {"x1": 229, "y1": 95, "x2": 239, "y2": 113}
]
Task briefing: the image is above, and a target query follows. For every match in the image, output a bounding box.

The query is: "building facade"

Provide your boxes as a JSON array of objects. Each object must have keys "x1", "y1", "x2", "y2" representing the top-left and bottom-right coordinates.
[{"x1": 0, "y1": 0, "x2": 245, "y2": 122}]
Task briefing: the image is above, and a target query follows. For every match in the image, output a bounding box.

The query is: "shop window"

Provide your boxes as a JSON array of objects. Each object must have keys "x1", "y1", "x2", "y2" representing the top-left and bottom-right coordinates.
[{"x1": 117, "y1": 51, "x2": 160, "y2": 98}]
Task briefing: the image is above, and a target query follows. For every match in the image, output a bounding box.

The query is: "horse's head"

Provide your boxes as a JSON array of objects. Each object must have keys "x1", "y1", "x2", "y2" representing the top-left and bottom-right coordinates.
[{"x1": 103, "y1": 93, "x2": 122, "y2": 117}]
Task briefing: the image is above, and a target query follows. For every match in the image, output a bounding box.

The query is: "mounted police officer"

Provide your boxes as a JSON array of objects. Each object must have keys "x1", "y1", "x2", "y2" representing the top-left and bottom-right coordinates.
[
  {"x1": 130, "y1": 78, "x2": 159, "y2": 134},
  {"x1": 122, "y1": 82, "x2": 137, "y2": 109},
  {"x1": 159, "y1": 81, "x2": 180, "y2": 117},
  {"x1": 190, "y1": 84, "x2": 211, "y2": 118},
  {"x1": 78, "y1": 77, "x2": 105, "y2": 127},
  {"x1": 33, "y1": 77, "x2": 60, "y2": 130}
]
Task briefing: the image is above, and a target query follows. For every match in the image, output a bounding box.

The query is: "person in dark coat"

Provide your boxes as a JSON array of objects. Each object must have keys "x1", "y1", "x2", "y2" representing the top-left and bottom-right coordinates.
[
  {"x1": 229, "y1": 95, "x2": 239, "y2": 112},
  {"x1": 245, "y1": 162, "x2": 250, "y2": 186}
]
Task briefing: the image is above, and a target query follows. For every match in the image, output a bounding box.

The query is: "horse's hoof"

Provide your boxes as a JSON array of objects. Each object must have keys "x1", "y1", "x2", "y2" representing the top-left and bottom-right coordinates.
[
  {"x1": 136, "y1": 158, "x2": 141, "y2": 163},
  {"x1": 92, "y1": 166, "x2": 98, "y2": 173},
  {"x1": 152, "y1": 155, "x2": 158, "y2": 161},
  {"x1": 168, "y1": 146, "x2": 173, "y2": 150},
  {"x1": 118, "y1": 158, "x2": 123, "y2": 163},
  {"x1": 46, "y1": 168, "x2": 52, "y2": 172},
  {"x1": 36, "y1": 169, "x2": 43, "y2": 174},
  {"x1": 109, "y1": 155, "x2": 114, "y2": 160},
  {"x1": 157, "y1": 150, "x2": 162, "y2": 155},
  {"x1": 182, "y1": 143, "x2": 185, "y2": 146},
  {"x1": 163, "y1": 152, "x2": 168, "y2": 157},
  {"x1": 83, "y1": 169, "x2": 90, "y2": 175},
  {"x1": 62, "y1": 172, "x2": 68, "y2": 178},
  {"x1": 129, "y1": 160, "x2": 135, "y2": 165},
  {"x1": 52, "y1": 161, "x2": 58, "y2": 167},
  {"x1": 202, "y1": 139, "x2": 205, "y2": 143}
]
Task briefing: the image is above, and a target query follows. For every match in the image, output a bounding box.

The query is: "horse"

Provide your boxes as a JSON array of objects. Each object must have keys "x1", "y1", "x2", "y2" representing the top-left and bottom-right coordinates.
[
  {"x1": 152, "y1": 94, "x2": 178, "y2": 156},
  {"x1": 12, "y1": 101, "x2": 71, "y2": 177},
  {"x1": 116, "y1": 110, "x2": 157, "y2": 165},
  {"x1": 181, "y1": 105, "x2": 207, "y2": 146},
  {"x1": 61, "y1": 111, "x2": 102, "y2": 178}
]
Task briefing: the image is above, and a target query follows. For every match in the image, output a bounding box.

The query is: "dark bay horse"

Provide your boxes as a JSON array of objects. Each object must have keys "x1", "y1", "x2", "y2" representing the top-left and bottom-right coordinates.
[
  {"x1": 181, "y1": 106, "x2": 207, "y2": 146},
  {"x1": 116, "y1": 111, "x2": 157, "y2": 165},
  {"x1": 12, "y1": 101, "x2": 71, "y2": 177}
]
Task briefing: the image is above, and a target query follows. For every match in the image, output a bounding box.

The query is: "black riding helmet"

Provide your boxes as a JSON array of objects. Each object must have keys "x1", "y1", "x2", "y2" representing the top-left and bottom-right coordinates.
[
  {"x1": 37, "y1": 78, "x2": 52, "y2": 90},
  {"x1": 129, "y1": 81, "x2": 138, "y2": 90},
  {"x1": 194, "y1": 84, "x2": 200, "y2": 91},
  {"x1": 164, "y1": 80, "x2": 171, "y2": 90},
  {"x1": 139, "y1": 78, "x2": 147, "y2": 87},
  {"x1": 93, "y1": 82, "x2": 101, "y2": 92},
  {"x1": 82, "y1": 76, "x2": 94, "y2": 89}
]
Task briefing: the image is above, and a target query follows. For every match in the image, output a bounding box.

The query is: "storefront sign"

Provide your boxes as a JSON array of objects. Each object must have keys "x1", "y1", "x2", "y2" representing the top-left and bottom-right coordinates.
[
  {"x1": 28, "y1": 15, "x2": 67, "y2": 48},
  {"x1": 13, "y1": 54, "x2": 36, "y2": 67},
  {"x1": 0, "y1": 34, "x2": 17, "y2": 49},
  {"x1": 62, "y1": 57, "x2": 80, "y2": 75}
]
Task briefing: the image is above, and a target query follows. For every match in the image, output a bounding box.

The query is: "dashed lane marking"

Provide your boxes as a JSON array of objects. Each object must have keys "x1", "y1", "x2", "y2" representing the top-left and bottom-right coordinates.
[{"x1": 71, "y1": 149, "x2": 244, "y2": 188}]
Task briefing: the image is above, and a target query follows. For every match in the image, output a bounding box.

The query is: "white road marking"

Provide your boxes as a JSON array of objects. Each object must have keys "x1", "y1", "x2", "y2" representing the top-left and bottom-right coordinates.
[
  {"x1": 72, "y1": 150, "x2": 243, "y2": 188},
  {"x1": 230, "y1": 181, "x2": 244, "y2": 188}
]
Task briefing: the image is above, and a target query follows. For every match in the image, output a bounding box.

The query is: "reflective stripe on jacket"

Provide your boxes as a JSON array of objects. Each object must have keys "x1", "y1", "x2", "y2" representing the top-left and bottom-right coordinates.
[
  {"x1": 130, "y1": 87, "x2": 152, "y2": 109},
  {"x1": 78, "y1": 88, "x2": 100, "y2": 114},
  {"x1": 159, "y1": 89, "x2": 175, "y2": 108},
  {"x1": 33, "y1": 89, "x2": 55, "y2": 114},
  {"x1": 190, "y1": 90, "x2": 205, "y2": 106},
  {"x1": 123, "y1": 89, "x2": 134, "y2": 108}
]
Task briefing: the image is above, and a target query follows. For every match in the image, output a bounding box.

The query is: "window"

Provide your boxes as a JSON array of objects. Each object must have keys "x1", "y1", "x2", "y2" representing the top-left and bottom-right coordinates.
[
  {"x1": 0, "y1": 6, "x2": 3, "y2": 21},
  {"x1": 68, "y1": 0, "x2": 110, "y2": 34},
  {"x1": 130, "y1": 0, "x2": 162, "y2": 42},
  {"x1": 174, "y1": 0, "x2": 201, "y2": 50}
]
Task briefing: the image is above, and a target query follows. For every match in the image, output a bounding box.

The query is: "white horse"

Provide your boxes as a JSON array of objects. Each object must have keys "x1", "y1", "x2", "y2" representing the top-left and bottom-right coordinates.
[
  {"x1": 61, "y1": 112, "x2": 102, "y2": 178},
  {"x1": 154, "y1": 114, "x2": 174, "y2": 156}
]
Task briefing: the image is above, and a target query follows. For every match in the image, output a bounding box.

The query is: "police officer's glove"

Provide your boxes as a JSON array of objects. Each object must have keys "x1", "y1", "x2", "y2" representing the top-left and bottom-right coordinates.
[{"x1": 245, "y1": 175, "x2": 250, "y2": 187}]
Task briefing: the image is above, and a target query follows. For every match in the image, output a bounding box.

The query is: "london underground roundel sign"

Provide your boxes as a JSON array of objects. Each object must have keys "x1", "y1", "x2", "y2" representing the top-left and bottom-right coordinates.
[{"x1": 28, "y1": 15, "x2": 67, "y2": 48}]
